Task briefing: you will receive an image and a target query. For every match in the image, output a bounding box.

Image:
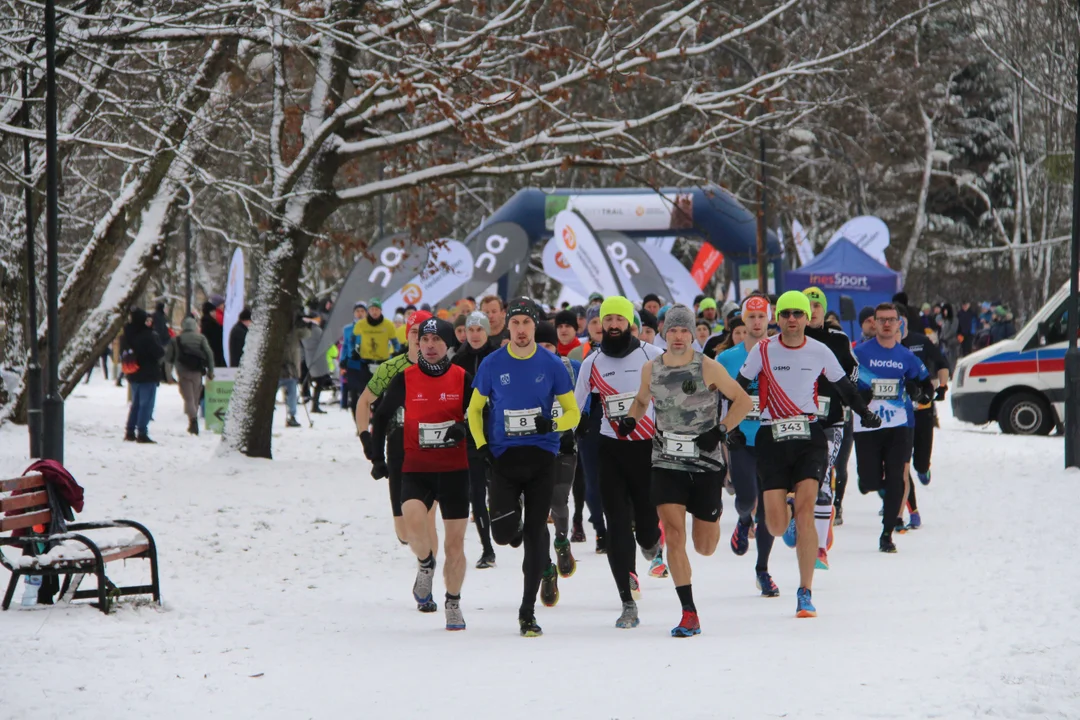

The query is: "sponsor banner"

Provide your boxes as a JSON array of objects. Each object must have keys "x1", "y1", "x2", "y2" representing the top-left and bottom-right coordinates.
[
  {"x1": 316, "y1": 234, "x2": 427, "y2": 358},
  {"x1": 597, "y1": 231, "x2": 674, "y2": 304},
  {"x1": 825, "y1": 216, "x2": 890, "y2": 265},
  {"x1": 638, "y1": 244, "x2": 700, "y2": 307},
  {"x1": 380, "y1": 240, "x2": 474, "y2": 312},
  {"x1": 458, "y1": 222, "x2": 530, "y2": 300},
  {"x1": 689, "y1": 243, "x2": 724, "y2": 289},
  {"x1": 204, "y1": 367, "x2": 237, "y2": 434},
  {"x1": 545, "y1": 192, "x2": 694, "y2": 232},
  {"x1": 792, "y1": 219, "x2": 814, "y2": 266},
  {"x1": 804, "y1": 270, "x2": 895, "y2": 293},
  {"x1": 221, "y1": 248, "x2": 245, "y2": 367},
  {"x1": 541, "y1": 236, "x2": 590, "y2": 298},
  {"x1": 554, "y1": 209, "x2": 624, "y2": 298}
]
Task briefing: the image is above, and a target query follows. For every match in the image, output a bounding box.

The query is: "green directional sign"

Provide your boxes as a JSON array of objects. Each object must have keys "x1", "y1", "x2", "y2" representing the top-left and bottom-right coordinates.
[{"x1": 204, "y1": 367, "x2": 236, "y2": 434}]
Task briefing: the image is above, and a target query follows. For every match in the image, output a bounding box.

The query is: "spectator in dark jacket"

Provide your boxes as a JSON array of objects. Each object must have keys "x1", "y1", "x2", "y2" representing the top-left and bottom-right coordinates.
[
  {"x1": 165, "y1": 316, "x2": 215, "y2": 435},
  {"x1": 957, "y1": 302, "x2": 977, "y2": 356},
  {"x1": 122, "y1": 308, "x2": 165, "y2": 443},
  {"x1": 229, "y1": 307, "x2": 252, "y2": 367},
  {"x1": 201, "y1": 299, "x2": 226, "y2": 367}
]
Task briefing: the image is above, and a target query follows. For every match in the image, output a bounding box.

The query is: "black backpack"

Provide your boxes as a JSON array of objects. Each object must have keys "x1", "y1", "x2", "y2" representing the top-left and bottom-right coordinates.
[{"x1": 176, "y1": 340, "x2": 207, "y2": 374}]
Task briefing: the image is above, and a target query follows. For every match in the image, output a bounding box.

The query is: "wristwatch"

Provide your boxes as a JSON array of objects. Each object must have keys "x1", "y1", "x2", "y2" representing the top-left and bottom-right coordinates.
[{"x1": 717, "y1": 423, "x2": 728, "y2": 436}]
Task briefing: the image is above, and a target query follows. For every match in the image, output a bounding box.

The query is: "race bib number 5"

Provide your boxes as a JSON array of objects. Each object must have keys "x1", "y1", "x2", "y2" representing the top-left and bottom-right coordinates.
[
  {"x1": 504, "y1": 408, "x2": 540, "y2": 436},
  {"x1": 604, "y1": 391, "x2": 636, "y2": 420}
]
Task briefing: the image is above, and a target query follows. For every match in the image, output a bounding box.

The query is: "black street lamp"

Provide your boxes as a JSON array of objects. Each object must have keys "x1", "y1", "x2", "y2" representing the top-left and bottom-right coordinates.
[
  {"x1": 41, "y1": 0, "x2": 64, "y2": 463},
  {"x1": 1065, "y1": 43, "x2": 1080, "y2": 469}
]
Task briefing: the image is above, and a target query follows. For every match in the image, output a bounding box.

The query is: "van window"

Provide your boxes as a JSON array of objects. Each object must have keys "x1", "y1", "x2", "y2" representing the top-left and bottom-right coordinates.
[{"x1": 1040, "y1": 300, "x2": 1070, "y2": 346}]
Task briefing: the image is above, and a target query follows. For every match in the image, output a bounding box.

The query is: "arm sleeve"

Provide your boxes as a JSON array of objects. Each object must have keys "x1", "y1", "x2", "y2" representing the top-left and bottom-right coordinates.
[
  {"x1": 739, "y1": 343, "x2": 763, "y2": 380},
  {"x1": 371, "y1": 372, "x2": 405, "y2": 463},
  {"x1": 467, "y1": 389, "x2": 489, "y2": 448},
  {"x1": 553, "y1": 391, "x2": 580, "y2": 433},
  {"x1": 574, "y1": 354, "x2": 596, "y2": 410},
  {"x1": 833, "y1": 376, "x2": 871, "y2": 416}
]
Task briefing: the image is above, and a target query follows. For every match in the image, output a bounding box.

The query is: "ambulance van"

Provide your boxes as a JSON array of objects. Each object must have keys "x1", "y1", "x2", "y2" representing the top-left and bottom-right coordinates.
[{"x1": 952, "y1": 284, "x2": 1072, "y2": 435}]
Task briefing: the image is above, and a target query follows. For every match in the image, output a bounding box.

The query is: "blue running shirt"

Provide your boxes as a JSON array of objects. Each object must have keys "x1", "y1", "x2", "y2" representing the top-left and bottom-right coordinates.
[{"x1": 852, "y1": 338, "x2": 929, "y2": 432}]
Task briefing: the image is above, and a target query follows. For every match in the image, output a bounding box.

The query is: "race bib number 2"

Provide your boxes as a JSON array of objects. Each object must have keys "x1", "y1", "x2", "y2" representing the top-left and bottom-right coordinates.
[
  {"x1": 504, "y1": 408, "x2": 540, "y2": 436},
  {"x1": 661, "y1": 433, "x2": 699, "y2": 459}
]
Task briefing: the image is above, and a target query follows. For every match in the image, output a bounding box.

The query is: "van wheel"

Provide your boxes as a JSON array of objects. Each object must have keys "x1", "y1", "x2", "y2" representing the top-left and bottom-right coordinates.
[{"x1": 998, "y1": 393, "x2": 1054, "y2": 435}]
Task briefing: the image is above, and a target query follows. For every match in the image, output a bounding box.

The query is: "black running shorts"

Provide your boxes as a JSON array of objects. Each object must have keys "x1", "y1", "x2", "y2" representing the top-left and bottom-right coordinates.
[
  {"x1": 754, "y1": 423, "x2": 828, "y2": 493},
  {"x1": 651, "y1": 468, "x2": 724, "y2": 522},
  {"x1": 400, "y1": 470, "x2": 470, "y2": 520}
]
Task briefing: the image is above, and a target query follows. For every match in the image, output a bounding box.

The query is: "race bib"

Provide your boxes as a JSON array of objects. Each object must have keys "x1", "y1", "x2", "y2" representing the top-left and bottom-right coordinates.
[
  {"x1": 604, "y1": 391, "x2": 636, "y2": 420},
  {"x1": 394, "y1": 407, "x2": 405, "y2": 426},
  {"x1": 550, "y1": 402, "x2": 562, "y2": 420},
  {"x1": 504, "y1": 408, "x2": 540, "y2": 436},
  {"x1": 772, "y1": 415, "x2": 811, "y2": 441},
  {"x1": 872, "y1": 378, "x2": 902, "y2": 400},
  {"x1": 418, "y1": 421, "x2": 456, "y2": 448},
  {"x1": 660, "y1": 432, "x2": 699, "y2": 459},
  {"x1": 745, "y1": 395, "x2": 761, "y2": 422},
  {"x1": 816, "y1": 396, "x2": 831, "y2": 417}
]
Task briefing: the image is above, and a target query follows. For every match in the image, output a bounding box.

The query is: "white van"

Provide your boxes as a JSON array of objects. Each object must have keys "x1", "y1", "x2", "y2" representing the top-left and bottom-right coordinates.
[{"x1": 952, "y1": 283, "x2": 1071, "y2": 435}]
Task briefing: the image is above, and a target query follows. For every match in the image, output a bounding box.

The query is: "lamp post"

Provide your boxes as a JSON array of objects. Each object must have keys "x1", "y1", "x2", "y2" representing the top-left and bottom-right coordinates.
[
  {"x1": 1064, "y1": 43, "x2": 1080, "y2": 469},
  {"x1": 41, "y1": 0, "x2": 64, "y2": 463},
  {"x1": 22, "y1": 45, "x2": 42, "y2": 459}
]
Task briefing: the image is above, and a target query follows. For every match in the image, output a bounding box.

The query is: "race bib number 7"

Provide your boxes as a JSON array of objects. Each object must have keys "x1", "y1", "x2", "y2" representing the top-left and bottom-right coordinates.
[{"x1": 418, "y1": 421, "x2": 455, "y2": 448}]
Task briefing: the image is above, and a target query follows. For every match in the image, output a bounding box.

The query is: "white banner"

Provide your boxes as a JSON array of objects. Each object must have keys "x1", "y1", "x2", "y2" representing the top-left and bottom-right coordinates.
[
  {"x1": 792, "y1": 219, "x2": 814, "y2": 266},
  {"x1": 826, "y1": 216, "x2": 890, "y2": 265},
  {"x1": 222, "y1": 248, "x2": 245, "y2": 367},
  {"x1": 547, "y1": 193, "x2": 695, "y2": 232},
  {"x1": 541, "y1": 236, "x2": 590, "y2": 297},
  {"x1": 639, "y1": 244, "x2": 699, "y2": 307},
  {"x1": 554, "y1": 210, "x2": 624, "y2": 298},
  {"x1": 380, "y1": 239, "x2": 474, "y2": 311}
]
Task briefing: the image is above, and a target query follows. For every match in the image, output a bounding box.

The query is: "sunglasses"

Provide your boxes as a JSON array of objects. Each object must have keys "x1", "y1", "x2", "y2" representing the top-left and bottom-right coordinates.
[{"x1": 778, "y1": 310, "x2": 805, "y2": 319}]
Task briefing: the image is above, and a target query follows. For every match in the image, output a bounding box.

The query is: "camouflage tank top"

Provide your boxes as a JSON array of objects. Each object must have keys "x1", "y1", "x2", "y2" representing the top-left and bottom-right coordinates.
[{"x1": 649, "y1": 351, "x2": 724, "y2": 472}]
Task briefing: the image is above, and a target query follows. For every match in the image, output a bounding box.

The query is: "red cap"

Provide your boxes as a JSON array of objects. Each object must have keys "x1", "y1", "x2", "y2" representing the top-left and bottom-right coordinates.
[
  {"x1": 406, "y1": 310, "x2": 433, "y2": 334},
  {"x1": 742, "y1": 296, "x2": 770, "y2": 316}
]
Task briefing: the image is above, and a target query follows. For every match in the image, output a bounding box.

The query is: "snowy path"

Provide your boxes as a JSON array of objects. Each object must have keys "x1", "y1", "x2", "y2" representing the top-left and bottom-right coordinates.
[{"x1": 1, "y1": 377, "x2": 1077, "y2": 719}]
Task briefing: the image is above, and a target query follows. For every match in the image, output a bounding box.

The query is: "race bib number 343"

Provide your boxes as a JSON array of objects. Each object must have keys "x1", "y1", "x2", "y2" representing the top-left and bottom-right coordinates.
[{"x1": 772, "y1": 416, "x2": 811, "y2": 442}]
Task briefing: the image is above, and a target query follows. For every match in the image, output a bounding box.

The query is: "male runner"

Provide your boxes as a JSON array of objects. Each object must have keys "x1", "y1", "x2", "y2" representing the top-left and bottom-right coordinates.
[
  {"x1": 797, "y1": 287, "x2": 859, "y2": 571},
  {"x1": 852, "y1": 303, "x2": 934, "y2": 553},
  {"x1": 625, "y1": 305, "x2": 752, "y2": 636},
  {"x1": 737, "y1": 291, "x2": 879, "y2": 617},
  {"x1": 575, "y1": 296, "x2": 664, "y2": 629},
  {"x1": 355, "y1": 299, "x2": 397, "y2": 389},
  {"x1": 370, "y1": 318, "x2": 471, "y2": 628},
  {"x1": 480, "y1": 295, "x2": 509, "y2": 347},
  {"x1": 467, "y1": 298, "x2": 581, "y2": 637},
  {"x1": 718, "y1": 292, "x2": 780, "y2": 596}
]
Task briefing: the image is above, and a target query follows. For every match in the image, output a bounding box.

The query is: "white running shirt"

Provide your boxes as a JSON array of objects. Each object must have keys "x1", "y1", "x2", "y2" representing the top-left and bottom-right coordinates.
[
  {"x1": 576, "y1": 341, "x2": 664, "y2": 440},
  {"x1": 738, "y1": 336, "x2": 846, "y2": 422}
]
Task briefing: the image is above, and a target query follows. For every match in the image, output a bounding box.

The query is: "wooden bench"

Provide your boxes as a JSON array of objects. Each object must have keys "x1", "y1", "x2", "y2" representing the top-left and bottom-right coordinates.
[{"x1": 0, "y1": 472, "x2": 161, "y2": 614}]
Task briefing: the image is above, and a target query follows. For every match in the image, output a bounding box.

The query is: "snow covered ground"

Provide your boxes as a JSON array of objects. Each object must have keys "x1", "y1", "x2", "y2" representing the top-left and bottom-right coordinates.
[{"x1": 1, "y1": 376, "x2": 1077, "y2": 720}]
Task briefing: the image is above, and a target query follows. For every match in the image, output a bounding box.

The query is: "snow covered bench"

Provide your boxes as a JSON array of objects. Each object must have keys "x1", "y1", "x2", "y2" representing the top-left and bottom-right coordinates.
[{"x1": 0, "y1": 472, "x2": 161, "y2": 614}]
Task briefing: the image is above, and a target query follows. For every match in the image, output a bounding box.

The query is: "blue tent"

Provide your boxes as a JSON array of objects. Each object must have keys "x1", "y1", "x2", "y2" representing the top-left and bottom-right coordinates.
[{"x1": 784, "y1": 238, "x2": 901, "y2": 325}]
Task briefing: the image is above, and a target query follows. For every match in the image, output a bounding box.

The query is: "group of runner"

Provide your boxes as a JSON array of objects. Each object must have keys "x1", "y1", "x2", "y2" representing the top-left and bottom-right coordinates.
[{"x1": 354, "y1": 288, "x2": 947, "y2": 636}]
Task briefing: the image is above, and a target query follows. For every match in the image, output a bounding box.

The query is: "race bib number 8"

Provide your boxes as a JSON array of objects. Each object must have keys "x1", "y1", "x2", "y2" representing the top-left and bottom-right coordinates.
[
  {"x1": 418, "y1": 421, "x2": 455, "y2": 448},
  {"x1": 661, "y1": 432, "x2": 699, "y2": 459},
  {"x1": 550, "y1": 403, "x2": 562, "y2": 420},
  {"x1": 504, "y1": 408, "x2": 540, "y2": 436},
  {"x1": 604, "y1": 391, "x2": 636, "y2": 420},
  {"x1": 872, "y1": 379, "x2": 902, "y2": 400},
  {"x1": 772, "y1": 416, "x2": 811, "y2": 441}
]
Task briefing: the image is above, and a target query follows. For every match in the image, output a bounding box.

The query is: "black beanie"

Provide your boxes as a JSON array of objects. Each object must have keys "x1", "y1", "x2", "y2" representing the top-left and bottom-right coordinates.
[
  {"x1": 418, "y1": 317, "x2": 456, "y2": 348},
  {"x1": 638, "y1": 308, "x2": 659, "y2": 332},
  {"x1": 554, "y1": 309, "x2": 578, "y2": 329},
  {"x1": 534, "y1": 322, "x2": 559, "y2": 347},
  {"x1": 506, "y1": 297, "x2": 539, "y2": 323},
  {"x1": 859, "y1": 306, "x2": 876, "y2": 324},
  {"x1": 642, "y1": 293, "x2": 661, "y2": 307}
]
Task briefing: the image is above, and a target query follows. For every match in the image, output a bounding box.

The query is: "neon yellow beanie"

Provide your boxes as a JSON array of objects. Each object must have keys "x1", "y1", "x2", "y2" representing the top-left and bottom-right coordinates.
[
  {"x1": 775, "y1": 290, "x2": 811, "y2": 315},
  {"x1": 803, "y1": 286, "x2": 827, "y2": 314},
  {"x1": 599, "y1": 296, "x2": 635, "y2": 325}
]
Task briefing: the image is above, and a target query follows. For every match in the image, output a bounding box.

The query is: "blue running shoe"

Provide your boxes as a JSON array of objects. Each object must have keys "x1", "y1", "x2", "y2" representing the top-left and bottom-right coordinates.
[
  {"x1": 730, "y1": 519, "x2": 751, "y2": 556},
  {"x1": 796, "y1": 587, "x2": 816, "y2": 618},
  {"x1": 917, "y1": 471, "x2": 931, "y2": 486},
  {"x1": 782, "y1": 516, "x2": 797, "y2": 548},
  {"x1": 907, "y1": 511, "x2": 922, "y2": 530},
  {"x1": 756, "y1": 571, "x2": 779, "y2": 597}
]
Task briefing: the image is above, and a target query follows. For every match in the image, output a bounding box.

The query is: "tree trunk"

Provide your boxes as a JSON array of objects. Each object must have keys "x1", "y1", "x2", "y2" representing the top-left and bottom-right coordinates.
[{"x1": 900, "y1": 107, "x2": 934, "y2": 284}]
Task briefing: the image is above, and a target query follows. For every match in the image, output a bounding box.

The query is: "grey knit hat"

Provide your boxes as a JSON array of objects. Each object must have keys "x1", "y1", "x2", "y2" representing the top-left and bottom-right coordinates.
[
  {"x1": 663, "y1": 304, "x2": 695, "y2": 336},
  {"x1": 585, "y1": 305, "x2": 601, "y2": 323},
  {"x1": 464, "y1": 311, "x2": 490, "y2": 333}
]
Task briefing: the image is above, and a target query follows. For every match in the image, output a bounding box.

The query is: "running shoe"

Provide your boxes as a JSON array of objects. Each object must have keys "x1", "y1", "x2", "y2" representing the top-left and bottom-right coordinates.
[
  {"x1": 879, "y1": 534, "x2": 897, "y2": 553},
  {"x1": 413, "y1": 561, "x2": 436, "y2": 611},
  {"x1": 730, "y1": 519, "x2": 751, "y2": 556},
  {"x1": 595, "y1": 532, "x2": 607, "y2": 555},
  {"x1": 629, "y1": 572, "x2": 642, "y2": 601},
  {"x1": 894, "y1": 518, "x2": 908, "y2": 535},
  {"x1": 815, "y1": 548, "x2": 829, "y2": 570},
  {"x1": 907, "y1": 511, "x2": 922, "y2": 530},
  {"x1": 917, "y1": 470, "x2": 931, "y2": 486},
  {"x1": 519, "y1": 613, "x2": 542, "y2": 637},
  {"x1": 782, "y1": 515, "x2": 797, "y2": 548},
  {"x1": 540, "y1": 562, "x2": 560, "y2": 607},
  {"x1": 475, "y1": 549, "x2": 496, "y2": 569},
  {"x1": 833, "y1": 504, "x2": 844, "y2": 527},
  {"x1": 641, "y1": 539, "x2": 662, "y2": 562},
  {"x1": 756, "y1": 571, "x2": 780, "y2": 598},
  {"x1": 554, "y1": 537, "x2": 577, "y2": 578},
  {"x1": 570, "y1": 519, "x2": 586, "y2": 543},
  {"x1": 649, "y1": 551, "x2": 669, "y2": 578},
  {"x1": 671, "y1": 610, "x2": 701, "y2": 637},
  {"x1": 445, "y1": 599, "x2": 465, "y2": 631},
  {"x1": 615, "y1": 601, "x2": 640, "y2": 629},
  {"x1": 796, "y1": 587, "x2": 817, "y2": 618}
]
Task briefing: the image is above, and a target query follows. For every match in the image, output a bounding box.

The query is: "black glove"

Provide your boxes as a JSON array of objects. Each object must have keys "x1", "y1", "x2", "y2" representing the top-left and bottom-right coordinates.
[
  {"x1": 695, "y1": 425, "x2": 727, "y2": 452},
  {"x1": 444, "y1": 422, "x2": 467, "y2": 444},
  {"x1": 576, "y1": 412, "x2": 590, "y2": 437},
  {"x1": 935, "y1": 385, "x2": 948, "y2": 401},
  {"x1": 726, "y1": 426, "x2": 746, "y2": 452},
  {"x1": 859, "y1": 410, "x2": 883, "y2": 429},
  {"x1": 359, "y1": 431, "x2": 373, "y2": 460},
  {"x1": 616, "y1": 416, "x2": 637, "y2": 438},
  {"x1": 479, "y1": 445, "x2": 496, "y2": 467},
  {"x1": 371, "y1": 459, "x2": 388, "y2": 480},
  {"x1": 559, "y1": 432, "x2": 575, "y2": 455},
  {"x1": 535, "y1": 415, "x2": 555, "y2": 434}
]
